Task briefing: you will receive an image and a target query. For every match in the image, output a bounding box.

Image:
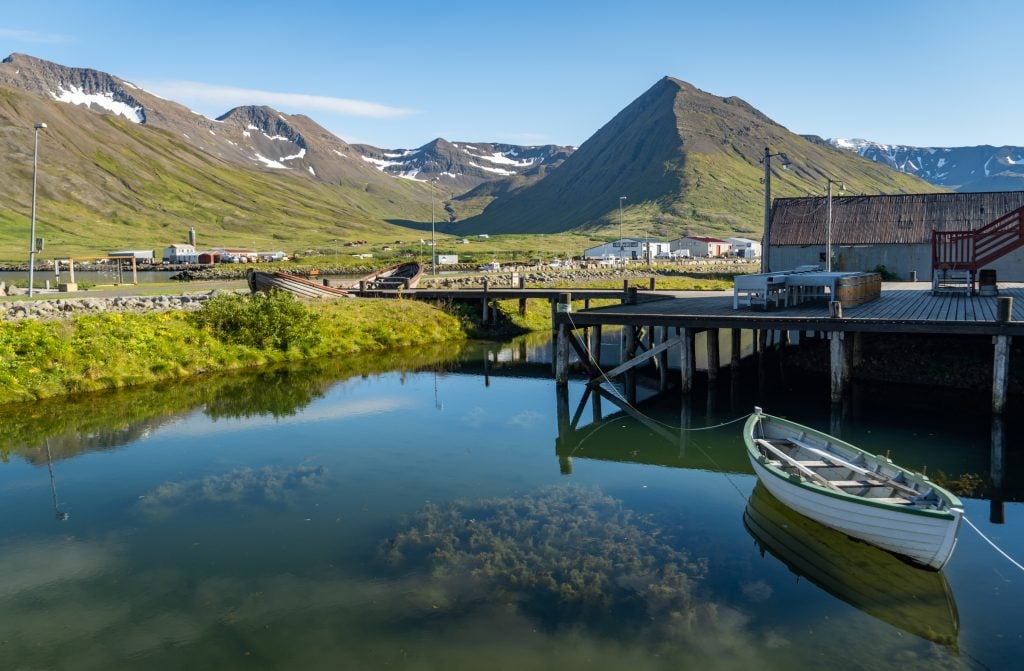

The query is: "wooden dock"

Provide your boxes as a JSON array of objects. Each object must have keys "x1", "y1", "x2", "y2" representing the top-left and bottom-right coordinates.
[
  {"x1": 549, "y1": 284, "x2": 1022, "y2": 413},
  {"x1": 358, "y1": 280, "x2": 1020, "y2": 413}
]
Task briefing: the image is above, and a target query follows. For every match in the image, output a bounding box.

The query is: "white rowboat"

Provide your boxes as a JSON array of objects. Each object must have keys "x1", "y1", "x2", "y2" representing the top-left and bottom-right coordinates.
[{"x1": 743, "y1": 408, "x2": 963, "y2": 570}]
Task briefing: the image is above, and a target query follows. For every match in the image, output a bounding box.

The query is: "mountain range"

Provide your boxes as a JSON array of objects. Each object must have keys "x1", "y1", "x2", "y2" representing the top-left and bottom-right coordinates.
[
  {"x1": 827, "y1": 138, "x2": 1024, "y2": 192},
  {"x1": 0, "y1": 52, "x2": 948, "y2": 258}
]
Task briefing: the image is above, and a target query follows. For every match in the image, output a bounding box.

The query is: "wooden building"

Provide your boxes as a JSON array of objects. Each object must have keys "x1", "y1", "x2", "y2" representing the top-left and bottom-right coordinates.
[{"x1": 768, "y1": 191, "x2": 1024, "y2": 280}]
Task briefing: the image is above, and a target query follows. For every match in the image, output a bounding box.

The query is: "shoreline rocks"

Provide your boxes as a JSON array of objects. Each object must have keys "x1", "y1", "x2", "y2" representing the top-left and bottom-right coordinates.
[{"x1": 1, "y1": 291, "x2": 228, "y2": 322}]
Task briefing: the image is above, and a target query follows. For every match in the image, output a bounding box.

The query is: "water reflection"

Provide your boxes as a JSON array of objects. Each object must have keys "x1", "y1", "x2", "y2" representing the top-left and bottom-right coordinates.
[
  {"x1": 0, "y1": 333, "x2": 1021, "y2": 669},
  {"x1": 0, "y1": 341, "x2": 466, "y2": 463},
  {"x1": 744, "y1": 483, "x2": 960, "y2": 651}
]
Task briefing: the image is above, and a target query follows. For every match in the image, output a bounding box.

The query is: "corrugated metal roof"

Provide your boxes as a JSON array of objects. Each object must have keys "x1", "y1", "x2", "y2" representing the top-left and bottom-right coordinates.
[{"x1": 769, "y1": 191, "x2": 1024, "y2": 246}]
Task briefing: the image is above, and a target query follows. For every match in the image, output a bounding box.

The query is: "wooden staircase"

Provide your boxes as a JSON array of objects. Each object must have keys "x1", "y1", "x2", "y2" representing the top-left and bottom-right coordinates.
[{"x1": 932, "y1": 205, "x2": 1024, "y2": 293}]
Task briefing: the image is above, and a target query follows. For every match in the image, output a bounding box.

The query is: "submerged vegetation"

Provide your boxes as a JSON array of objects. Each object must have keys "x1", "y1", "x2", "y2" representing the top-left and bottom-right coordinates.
[
  {"x1": 0, "y1": 292, "x2": 465, "y2": 404},
  {"x1": 383, "y1": 485, "x2": 711, "y2": 638}
]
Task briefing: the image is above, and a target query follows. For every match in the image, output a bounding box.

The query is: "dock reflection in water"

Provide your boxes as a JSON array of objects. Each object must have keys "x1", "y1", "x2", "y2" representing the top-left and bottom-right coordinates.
[{"x1": 743, "y1": 482, "x2": 959, "y2": 651}]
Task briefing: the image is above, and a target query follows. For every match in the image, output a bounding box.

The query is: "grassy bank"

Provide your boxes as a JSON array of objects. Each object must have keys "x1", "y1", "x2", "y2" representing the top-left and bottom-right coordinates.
[{"x1": 0, "y1": 293, "x2": 465, "y2": 403}]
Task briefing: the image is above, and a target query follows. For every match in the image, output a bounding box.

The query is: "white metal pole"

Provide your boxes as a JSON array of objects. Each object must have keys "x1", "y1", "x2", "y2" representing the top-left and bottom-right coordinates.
[
  {"x1": 431, "y1": 191, "x2": 436, "y2": 275},
  {"x1": 28, "y1": 124, "x2": 43, "y2": 297}
]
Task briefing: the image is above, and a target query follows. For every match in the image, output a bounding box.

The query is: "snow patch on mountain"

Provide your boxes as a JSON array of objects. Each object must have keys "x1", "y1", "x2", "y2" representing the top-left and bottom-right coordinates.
[
  {"x1": 254, "y1": 153, "x2": 289, "y2": 169},
  {"x1": 51, "y1": 85, "x2": 144, "y2": 123},
  {"x1": 469, "y1": 162, "x2": 516, "y2": 176}
]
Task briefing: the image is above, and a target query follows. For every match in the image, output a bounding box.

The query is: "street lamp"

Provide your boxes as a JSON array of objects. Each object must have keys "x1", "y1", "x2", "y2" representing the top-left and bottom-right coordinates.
[
  {"x1": 28, "y1": 122, "x2": 47, "y2": 297},
  {"x1": 431, "y1": 185, "x2": 436, "y2": 275},
  {"x1": 618, "y1": 195, "x2": 627, "y2": 265},
  {"x1": 759, "y1": 147, "x2": 790, "y2": 273},
  {"x1": 825, "y1": 177, "x2": 844, "y2": 272}
]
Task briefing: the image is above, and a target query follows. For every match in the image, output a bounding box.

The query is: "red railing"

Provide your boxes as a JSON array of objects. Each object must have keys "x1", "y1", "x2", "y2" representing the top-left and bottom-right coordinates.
[{"x1": 932, "y1": 205, "x2": 1024, "y2": 276}]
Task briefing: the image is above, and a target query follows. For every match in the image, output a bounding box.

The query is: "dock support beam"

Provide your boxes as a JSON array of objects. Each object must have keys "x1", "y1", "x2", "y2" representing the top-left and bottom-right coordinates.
[
  {"x1": 730, "y1": 329, "x2": 742, "y2": 372},
  {"x1": 993, "y1": 296, "x2": 1013, "y2": 415},
  {"x1": 706, "y1": 328, "x2": 720, "y2": 383},
  {"x1": 679, "y1": 327, "x2": 694, "y2": 394},
  {"x1": 659, "y1": 327, "x2": 670, "y2": 391},
  {"x1": 555, "y1": 293, "x2": 572, "y2": 385},
  {"x1": 829, "y1": 331, "x2": 848, "y2": 404},
  {"x1": 992, "y1": 335, "x2": 1011, "y2": 414}
]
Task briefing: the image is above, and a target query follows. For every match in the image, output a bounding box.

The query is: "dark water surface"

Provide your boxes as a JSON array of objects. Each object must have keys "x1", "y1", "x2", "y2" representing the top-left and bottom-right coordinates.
[{"x1": 1, "y1": 336, "x2": 1022, "y2": 670}]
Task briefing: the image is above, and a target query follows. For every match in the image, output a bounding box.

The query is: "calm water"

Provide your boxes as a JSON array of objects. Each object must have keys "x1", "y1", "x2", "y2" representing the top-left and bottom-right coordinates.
[
  {"x1": 1, "y1": 337, "x2": 1022, "y2": 670},
  {"x1": 0, "y1": 269, "x2": 179, "y2": 287}
]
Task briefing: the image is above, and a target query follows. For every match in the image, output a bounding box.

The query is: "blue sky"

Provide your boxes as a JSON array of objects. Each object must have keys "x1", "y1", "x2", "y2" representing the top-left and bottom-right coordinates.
[{"x1": 3, "y1": 0, "x2": 1022, "y2": 149}]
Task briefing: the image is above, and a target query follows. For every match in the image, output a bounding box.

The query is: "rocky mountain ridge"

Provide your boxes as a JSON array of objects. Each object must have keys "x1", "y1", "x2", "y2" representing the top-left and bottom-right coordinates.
[{"x1": 828, "y1": 137, "x2": 1024, "y2": 192}]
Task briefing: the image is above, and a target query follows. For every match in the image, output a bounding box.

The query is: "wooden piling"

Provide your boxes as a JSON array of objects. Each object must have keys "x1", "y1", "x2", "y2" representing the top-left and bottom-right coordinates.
[
  {"x1": 829, "y1": 331, "x2": 847, "y2": 404},
  {"x1": 482, "y1": 279, "x2": 490, "y2": 324},
  {"x1": 731, "y1": 329, "x2": 741, "y2": 371},
  {"x1": 591, "y1": 324, "x2": 603, "y2": 367},
  {"x1": 993, "y1": 335, "x2": 1011, "y2": 414},
  {"x1": 706, "y1": 328, "x2": 720, "y2": 382},
  {"x1": 649, "y1": 277, "x2": 656, "y2": 290},
  {"x1": 993, "y1": 296, "x2": 1013, "y2": 414},
  {"x1": 623, "y1": 325, "x2": 637, "y2": 404},
  {"x1": 518, "y1": 276, "x2": 527, "y2": 316},
  {"x1": 679, "y1": 327, "x2": 694, "y2": 394},
  {"x1": 659, "y1": 327, "x2": 670, "y2": 391},
  {"x1": 556, "y1": 323, "x2": 570, "y2": 384}
]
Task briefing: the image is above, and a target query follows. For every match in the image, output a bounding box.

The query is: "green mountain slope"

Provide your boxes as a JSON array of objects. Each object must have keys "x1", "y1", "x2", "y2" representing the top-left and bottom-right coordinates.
[
  {"x1": 0, "y1": 85, "x2": 437, "y2": 259},
  {"x1": 457, "y1": 78, "x2": 943, "y2": 238}
]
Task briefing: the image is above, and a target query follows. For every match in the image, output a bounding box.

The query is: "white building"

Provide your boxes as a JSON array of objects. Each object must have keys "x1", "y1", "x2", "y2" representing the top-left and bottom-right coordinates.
[
  {"x1": 725, "y1": 237, "x2": 761, "y2": 259},
  {"x1": 670, "y1": 236, "x2": 731, "y2": 258},
  {"x1": 584, "y1": 238, "x2": 670, "y2": 262},
  {"x1": 108, "y1": 250, "x2": 155, "y2": 262},
  {"x1": 162, "y1": 243, "x2": 198, "y2": 264}
]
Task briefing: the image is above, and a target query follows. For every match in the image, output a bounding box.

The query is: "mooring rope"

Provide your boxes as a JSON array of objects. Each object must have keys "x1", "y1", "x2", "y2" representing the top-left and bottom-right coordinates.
[{"x1": 963, "y1": 515, "x2": 1024, "y2": 573}]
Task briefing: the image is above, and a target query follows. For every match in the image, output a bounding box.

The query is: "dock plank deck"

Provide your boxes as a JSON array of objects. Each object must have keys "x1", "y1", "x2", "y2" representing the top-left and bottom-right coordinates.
[{"x1": 558, "y1": 285, "x2": 1024, "y2": 336}]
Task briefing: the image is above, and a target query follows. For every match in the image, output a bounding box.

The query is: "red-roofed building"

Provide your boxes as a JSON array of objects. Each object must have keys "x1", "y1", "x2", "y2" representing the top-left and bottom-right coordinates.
[{"x1": 670, "y1": 235, "x2": 732, "y2": 258}]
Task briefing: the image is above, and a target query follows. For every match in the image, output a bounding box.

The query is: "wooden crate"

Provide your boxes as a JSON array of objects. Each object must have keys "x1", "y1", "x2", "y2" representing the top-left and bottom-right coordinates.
[{"x1": 836, "y1": 273, "x2": 881, "y2": 307}]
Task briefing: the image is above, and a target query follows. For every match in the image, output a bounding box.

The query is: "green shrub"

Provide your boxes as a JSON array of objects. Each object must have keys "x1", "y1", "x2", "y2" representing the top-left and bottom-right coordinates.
[{"x1": 190, "y1": 291, "x2": 322, "y2": 352}]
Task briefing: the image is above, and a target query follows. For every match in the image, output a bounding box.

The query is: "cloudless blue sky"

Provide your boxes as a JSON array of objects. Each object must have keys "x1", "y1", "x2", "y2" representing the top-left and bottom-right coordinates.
[{"x1": 3, "y1": 0, "x2": 1022, "y2": 148}]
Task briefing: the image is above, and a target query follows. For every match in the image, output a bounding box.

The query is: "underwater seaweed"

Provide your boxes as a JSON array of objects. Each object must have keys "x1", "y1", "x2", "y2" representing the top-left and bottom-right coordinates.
[{"x1": 384, "y1": 485, "x2": 709, "y2": 637}]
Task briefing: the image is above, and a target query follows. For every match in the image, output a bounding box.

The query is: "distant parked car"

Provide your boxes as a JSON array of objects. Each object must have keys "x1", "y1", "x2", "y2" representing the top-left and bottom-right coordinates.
[{"x1": 479, "y1": 261, "x2": 501, "y2": 272}]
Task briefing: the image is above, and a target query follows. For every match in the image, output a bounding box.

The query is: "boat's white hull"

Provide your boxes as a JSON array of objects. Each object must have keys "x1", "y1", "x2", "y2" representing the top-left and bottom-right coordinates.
[
  {"x1": 744, "y1": 411, "x2": 963, "y2": 570},
  {"x1": 749, "y1": 458, "x2": 962, "y2": 570}
]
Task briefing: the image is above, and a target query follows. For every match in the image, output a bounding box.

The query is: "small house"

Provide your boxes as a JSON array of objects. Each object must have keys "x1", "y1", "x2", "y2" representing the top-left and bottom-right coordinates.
[
  {"x1": 670, "y1": 236, "x2": 731, "y2": 258},
  {"x1": 162, "y1": 243, "x2": 198, "y2": 264}
]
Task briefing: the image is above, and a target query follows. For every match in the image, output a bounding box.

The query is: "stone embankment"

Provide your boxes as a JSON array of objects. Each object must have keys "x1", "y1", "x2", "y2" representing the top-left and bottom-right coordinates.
[
  {"x1": 418, "y1": 260, "x2": 756, "y2": 289},
  {"x1": 1, "y1": 291, "x2": 224, "y2": 322}
]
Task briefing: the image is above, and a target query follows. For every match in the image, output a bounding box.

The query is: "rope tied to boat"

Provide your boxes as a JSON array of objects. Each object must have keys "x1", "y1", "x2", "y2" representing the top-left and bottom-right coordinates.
[{"x1": 963, "y1": 515, "x2": 1024, "y2": 573}]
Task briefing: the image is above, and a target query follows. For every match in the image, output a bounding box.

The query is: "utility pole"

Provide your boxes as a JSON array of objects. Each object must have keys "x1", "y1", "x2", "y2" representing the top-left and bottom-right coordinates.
[
  {"x1": 431, "y1": 189, "x2": 436, "y2": 275},
  {"x1": 618, "y1": 195, "x2": 627, "y2": 265},
  {"x1": 760, "y1": 147, "x2": 790, "y2": 273},
  {"x1": 826, "y1": 178, "x2": 843, "y2": 272}
]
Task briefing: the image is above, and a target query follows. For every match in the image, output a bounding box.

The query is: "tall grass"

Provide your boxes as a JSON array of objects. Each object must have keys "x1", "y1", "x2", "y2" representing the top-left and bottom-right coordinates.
[{"x1": 0, "y1": 294, "x2": 465, "y2": 404}]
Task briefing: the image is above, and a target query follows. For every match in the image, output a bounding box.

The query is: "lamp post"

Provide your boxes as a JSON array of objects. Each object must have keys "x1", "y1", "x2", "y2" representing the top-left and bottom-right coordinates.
[
  {"x1": 430, "y1": 187, "x2": 436, "y2": 275},
  {"x1": 618, "y1": 195, "x2": 627, "y2": 265},
  {"x1": 28, "y1": 122, "x2": 47, "y2": 297},
  {"x1": 759, "y1": 147, "x2": 789, "y2": 273},
  {"x1": 825, "y1": 178, "x2": 844, "y2": 272}
]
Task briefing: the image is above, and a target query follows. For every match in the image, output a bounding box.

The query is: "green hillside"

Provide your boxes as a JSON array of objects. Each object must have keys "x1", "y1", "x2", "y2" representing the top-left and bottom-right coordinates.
[
  {"x1": 0, "y1": 86, "x2": 435, "y2": 261},
  {"x1": 457, "y1": 78, "x2": 943, "y2": 239}
]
